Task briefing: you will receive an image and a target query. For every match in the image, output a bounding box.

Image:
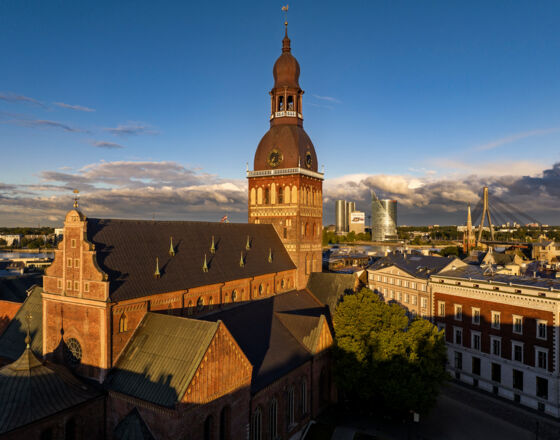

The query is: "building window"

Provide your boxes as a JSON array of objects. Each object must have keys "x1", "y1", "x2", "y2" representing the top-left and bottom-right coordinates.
[
  {"x1": 389, "y1": 277, "x2": 394, "y2": 285},
  {"x1": 404, "y1": 293, "x2": 409, "y2": 303},
  {"x1": 258, "y1": 283, "x2": 263, "y2": 296},
  {"x1": 382, "y1": 276, "x2": 387, "y2": 283},
  {"x1": 67, "y1": 258, "x2": 72, "y2": 268},
  {"x1": 204, "y1": 415, "x2": 214, "y2": 440},
  {"x1": 377, "y1": 275, "x2": 381, "y2": 282},
  {"x1": 74, "y1": 281, "x2": 79, "y2": 291},
  {"x1": 397, "y1": 291, "x2": 402, "y2": 301},
  {"x1": 438, "y1": 301, "x2": 445, "y2": 317},
  {"x1": 454, "y1": 305, "x2": 462, "y2": 321},
  {"x1": 84, "y1": 282, "x2": 89, "y2": 292},
  {"x1": 454, "y1": 327, "x2": 462, "y2": 345},
  {"x1": 287, "y1": 386, "x2": 295, "y2": 427},
  {"x1": 268, "y1": 399, "x2": 278, "y2": 439},
  {"x1": 536, "y1": 348, "x2": 548, "y2": 370},
  {"x1": 472, "y1": 357, "x2": 481, "y2": 376},
  {"x1": 420, "y1": 284, "x2": 426, "y2": 291},
  {"x1": 537, "y1": 320, "x2": 547, "y2": 340},
  {"x1": 512, "y1": 342, "x2": 523, "y2": 363},
  {"x1": 74, "y1": 259, "x2": 79, "y2": 268},
  {"x1": 491, "y1": 337, "x2": 501, "y2": 357},
  {"x1": 264, "y1": 188, "x2": 270, "y2": 204},
  {"x1": 471, "y1": 332, "x2": 481, "y2": 351},
  {"x1": 420, "y1": 297, "x2": 427, "y2": 309},
  {"x1": 301, "y1": 378, "x2": 308, "y2": 415},
  {"x1": 252, "y1": 407, "x2": 262, "y2": 440},
  {"x1": 513, "y1": 369, "x2": 523, "y2": 391},
  {"x1": 197, "y1": 297, "x2": 204, "y2": 311},
  {"x1": 472, "y1": 308, "x2": 480, "y2": 325},
  {"x1": 491, "y1": 362, "x2": 501, "y2": 383},
  {"x1": 411, "y1": 282, "x2": 417, "y2": 289},
  {"x1": 536, "y1": 377, "x2": 549, "y2": 400},
  {"x1": 220, "y1": 406, "x2": 231, "y2": 440},
  {"x1": 67, "y1": 280, "x2": 72, "y2": 290},
  {"x1": 57, "y1": 279, "x2": 62, "y2": 289},
  {"x1": 411, "y1": 295, "x2": 417, "y2": 306},
  {"x1": 513, "y1": 315, "x2": 523, "y2": 334},
  {"x1": 277, "y1": 187, "x2": 283, "y2": 204},
  {"x1": 119, "y1": 314, "x2": 128, "y2": 333},
  {"x1": 64, "y1": 338, "x2": 82, "y2": 368},
  {"x1": 70, "y1": 239, "x2": 76, "y2": 248},
  {"x1": 491, "y1": 311, "x2": 500, "y2": 329},
  {"x1": 454, "y1": 351, "x2": 462, "y2": 370},
  {"x1": 403, "y1": 280, "x2": 409, "y2": 288}
]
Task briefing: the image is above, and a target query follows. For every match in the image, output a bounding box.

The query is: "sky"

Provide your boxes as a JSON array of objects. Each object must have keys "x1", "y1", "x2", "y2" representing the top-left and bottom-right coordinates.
[{"x1": 1, "y1": 0, "x2": 559, "y2": 227}]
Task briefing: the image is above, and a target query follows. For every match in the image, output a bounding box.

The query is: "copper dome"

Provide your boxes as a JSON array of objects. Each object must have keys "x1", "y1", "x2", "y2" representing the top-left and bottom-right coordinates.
[
  {"x1": 254, "y1": 125, "x2": 317, "y2": 172},
  {"x1": 273, "y1": 34, "x2": 300, "y2": 88}
]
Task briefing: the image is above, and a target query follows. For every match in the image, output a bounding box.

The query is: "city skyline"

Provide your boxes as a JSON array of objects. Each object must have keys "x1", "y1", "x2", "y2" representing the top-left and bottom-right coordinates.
[{"x1": 1, "y1": 0, "x2": 559, "y2": 226}]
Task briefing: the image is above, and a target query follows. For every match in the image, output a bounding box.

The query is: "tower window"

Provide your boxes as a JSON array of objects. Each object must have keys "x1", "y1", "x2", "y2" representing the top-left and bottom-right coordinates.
[
  {"x1": 264, "y1": 187, "x2": 270, "y2": 204},
  {"x1": 278, "y1": 186, "x2": 283, "y2": 204},
  {"x1": 287, "y1": 96, "x2": 294, "y2": 110},
  {"x1": 278, "y1": 96, "x2": 284, "y2": 111},
  {"x1": 119, "y1": 314, "x2": 128, "y2": 333},
  {"x1": 283, "y1": 228, "x2": 288, "y2": 239}
]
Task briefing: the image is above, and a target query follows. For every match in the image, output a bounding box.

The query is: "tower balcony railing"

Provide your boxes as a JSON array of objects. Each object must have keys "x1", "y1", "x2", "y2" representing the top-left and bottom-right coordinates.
[
  {"x1": 247, "y1": 167, "x2": 324, "y2": 180},
  {"x1": 269, "y1": 111, "x2": 303, "y2": 120}
]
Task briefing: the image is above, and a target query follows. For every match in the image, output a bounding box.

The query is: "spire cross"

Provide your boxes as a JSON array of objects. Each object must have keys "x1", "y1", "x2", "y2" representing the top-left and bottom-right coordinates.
[{"x1": 73, "y1": 189, "x2": 80, "y2": 209}]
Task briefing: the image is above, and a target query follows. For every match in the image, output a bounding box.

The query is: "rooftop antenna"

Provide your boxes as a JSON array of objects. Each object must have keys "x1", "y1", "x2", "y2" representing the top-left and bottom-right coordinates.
[{"x1": 73, "y1": 189, "x2": 79, "y2": 209}]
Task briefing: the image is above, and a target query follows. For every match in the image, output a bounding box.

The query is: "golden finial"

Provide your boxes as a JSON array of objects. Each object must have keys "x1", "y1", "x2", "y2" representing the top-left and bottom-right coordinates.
[
  {"x1": 73, "y1": 189, "x2": 79, "y2": 209},
  {"x1": 154, "y1": 257, "x2": 161, "y2": 279},
  {"x1": 268, "y1": 248, "x2": 273, "y2": 263},
  {"x1": 169, "y1": 237, "x2": 175, "y2": 257},
  {"x1": 210, "y1": 236, "x2": 216, "y2": 255},
  {"x1": 25, "y1": 312, "x2": 33, "y2": 348},
  {"x1": 203, "y1": 254, "x2": 209, "y2": 272},
  {"x1": 246, "y1": 235, "x2": 251, "y2": 250},
  {"x1": 282, "y1": 4, "x2": 289, "y2": 26},
  {"x1": 239, "y1": 251, "x2": 245, "y2": 268}
]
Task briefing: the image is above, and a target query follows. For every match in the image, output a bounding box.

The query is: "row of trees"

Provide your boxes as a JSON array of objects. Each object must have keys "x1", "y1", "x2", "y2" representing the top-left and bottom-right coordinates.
[
  {"x1": 322, "y1": 230, "x2": 371, "y2": 246},
  {"x1": 333, "y1": 288, "x2": 448, "y2": 417}
]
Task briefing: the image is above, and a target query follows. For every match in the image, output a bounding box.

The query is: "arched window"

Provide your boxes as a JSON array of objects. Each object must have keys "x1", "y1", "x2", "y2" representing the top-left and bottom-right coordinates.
[
  {"x1": 231, "y1": 289, "x2": 238, "y2": 302},
  {"x1": 250, "y1": 188, "x2": 256, "y2": 205},
  {"x1": 278, "y1": 186, "x2": 283, "y2": 204},
  {"x1": 301, "y1": 378, "x2": 308, "y2": 415},
  {"x1": 119, "y1": 314, "x2": 128, "y2": 333},
  {"x1": 269, "y1": 398, "x2": 278, "y2": 439},
  {"x1": 264, "y1": 187, "x2": 270, "y2": 205},
  {"x1": 287, "y1": 386, "x2": 295, "y2": 427},
  {"x1": 271, "y1": 183, "x2": 276, "y2": 204},
  {"x1": 258, "y1": 284, "x2": 263, "y2": 296},
  {"x1": 187, "y1": 300, "x2": 193, "y2": 315},
  {"x1": 257, "y1": 187, "x2": 263, "y2": 204},
  {"x1": 208, "y1": 296, "x2": 214, "y2": 309},
  {"x1": 204, "y1": 415, "x2": 214, "y2": 440},
  {"x1": 284, "y1": 186, "x2": 290, "y2": 204},
  {"x1": 220, "y1": 406, "x2": 231, "y2": 440},
  {"x1": 291, "y1": 186, "x2": 297, "y2": 203},
  {"x1": 197, "y1": 297, "x2": 204, "y2": 311},
  {"x1": 278, "y1": 96, "x2": 284, "y2": 111},
  {"x1": 252, "y1": 407, "x2": 262, "y2": 440},
  {"x1": 65, "y1": 418, "x2": 77, "y2": 440},
  {"x1": 64, "y1": 338, "x2": 82, "y2": 368},
  {"x1": 287, "y1": 96, "x2": 294, "y2": 110}
]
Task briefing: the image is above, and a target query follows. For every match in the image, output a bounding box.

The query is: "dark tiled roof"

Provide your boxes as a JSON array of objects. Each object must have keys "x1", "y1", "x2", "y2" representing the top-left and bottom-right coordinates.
[
  {"x1": 305, "y1": 272, "x2": 356, "y2": 313},
  {"x1": 0, "y1": 347, "x2": 101, "y2": 434},
  {"x1": 0, "y1": 286, "x2": 43, "y2": 361},
  {"x1": 0, "y1": 274, "x2": 42, "y2": 302},
  {"x1": 435, "y1": 265, "x2": 560, "y2": 291},
  {"x1": 114, "y1": 408, "x2": 155, "y2": 440},
  {"x1": 86, "y1": 219, "x2": 296, "y2": 301},
  {"x1": 201, "y1": 290, "x2": 328, "y2": 393},
  {"x1": 368, "y1": 254, "x2": 455, "y2": 279},
  {"x1": 105, "y1": 313, "x2": 218, "y2": 408}
]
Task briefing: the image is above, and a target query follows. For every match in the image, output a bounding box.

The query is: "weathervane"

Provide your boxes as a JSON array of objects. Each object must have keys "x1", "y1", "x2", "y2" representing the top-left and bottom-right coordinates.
[
  {"x1": 73, "y1": 189, "x2": 80, "y2": 209},
  {"x1": 282, "y1": 4, "x2": 289, "y2": 27}
]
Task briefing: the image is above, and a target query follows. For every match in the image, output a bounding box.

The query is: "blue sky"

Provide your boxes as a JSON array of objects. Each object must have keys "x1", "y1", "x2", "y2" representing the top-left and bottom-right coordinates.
[{"x1": 1, "y1": 0, "x2": 559, "y2": 226}]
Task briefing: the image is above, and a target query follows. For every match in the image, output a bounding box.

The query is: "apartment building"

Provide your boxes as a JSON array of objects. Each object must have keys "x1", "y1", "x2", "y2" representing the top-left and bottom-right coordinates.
[
  {"x1": 431, "y1": 265, "x2": 560, "y2": 417},
  {"x1": 367, "y1": 253, "x2": 464, "y2": 319}
]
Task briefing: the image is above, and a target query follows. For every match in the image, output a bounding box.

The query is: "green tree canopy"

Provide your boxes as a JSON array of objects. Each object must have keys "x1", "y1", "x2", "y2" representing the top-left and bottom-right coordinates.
[{"x1": 333, "y1": 288, "x2": 447, "y2": 416}]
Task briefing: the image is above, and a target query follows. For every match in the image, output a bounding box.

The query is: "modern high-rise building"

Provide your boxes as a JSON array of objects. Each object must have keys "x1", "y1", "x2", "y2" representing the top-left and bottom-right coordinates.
[
  {"x1": 335, "y1": 200, "x2": 359, "y2": 234},
  {"x1": 371, "y1": 192, "x2": 397, "y2": 241}
]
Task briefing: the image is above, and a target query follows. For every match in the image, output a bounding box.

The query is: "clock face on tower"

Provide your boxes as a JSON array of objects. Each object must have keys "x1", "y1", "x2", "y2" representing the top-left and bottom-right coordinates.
[
  {"x1": 305, "y1": 151, "x2": 313, "y2": 169},
  {"x1": 267, "y1": 149, "x2": 283, "y2": 168}
]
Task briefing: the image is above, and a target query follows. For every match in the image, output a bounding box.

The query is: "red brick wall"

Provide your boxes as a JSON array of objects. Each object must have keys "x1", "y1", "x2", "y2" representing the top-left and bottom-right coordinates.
[{"x1": 434, "y1": 291, "x2": 555, "y2": 372}]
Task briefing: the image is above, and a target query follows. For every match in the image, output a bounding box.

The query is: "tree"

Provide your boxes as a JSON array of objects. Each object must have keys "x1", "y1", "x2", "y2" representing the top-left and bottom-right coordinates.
[
  {"x1": 439, "y1": 246, "x2": 460, "y2": 258},
  {"x1": 333, "y1": 288, "x2": 447, "y2": 416}
]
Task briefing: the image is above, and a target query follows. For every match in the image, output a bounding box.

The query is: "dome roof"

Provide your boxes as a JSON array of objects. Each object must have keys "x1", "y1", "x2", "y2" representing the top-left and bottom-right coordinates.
[
  {"x1": 273, "y1": 33, "x2": 300, "y2": 89},
  {"x1": 254, "y1": 125, "x2": 318, "y2": 172}
]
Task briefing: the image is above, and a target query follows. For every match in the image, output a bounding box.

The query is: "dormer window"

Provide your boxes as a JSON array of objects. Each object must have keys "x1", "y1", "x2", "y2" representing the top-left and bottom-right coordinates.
[{"x1": 287, "y1": 96, "x2": 294, "y2": 110}]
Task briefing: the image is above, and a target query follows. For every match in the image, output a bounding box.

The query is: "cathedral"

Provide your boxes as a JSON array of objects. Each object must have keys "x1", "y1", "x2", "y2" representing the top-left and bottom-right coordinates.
[{"x1": 0, "y1": 23, "x2": 352, "y2": 440}]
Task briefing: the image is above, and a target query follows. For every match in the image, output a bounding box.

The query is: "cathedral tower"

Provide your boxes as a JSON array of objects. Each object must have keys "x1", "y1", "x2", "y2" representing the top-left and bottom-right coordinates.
[{"x1": 247, "y1": 23, "x2": 323, "y2": 289}]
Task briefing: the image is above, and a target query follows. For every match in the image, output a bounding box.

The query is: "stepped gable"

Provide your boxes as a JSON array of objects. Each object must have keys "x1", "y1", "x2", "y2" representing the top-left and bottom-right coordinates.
[
  {"x1": 201, "y1": 289, "x2": 329, "y2": 393},
  {"x1": 0, "y1": 344, "x2": 101, "y2": 434},
  {"x1": 105, "y1": 313, "x2": 219, "y2": 408},
  {"x1": 86, "y1": 219, "x2": 296, "y2": 302},
  {"x1": 0, "y1": 286, "x2": 43, "y2": 362}
]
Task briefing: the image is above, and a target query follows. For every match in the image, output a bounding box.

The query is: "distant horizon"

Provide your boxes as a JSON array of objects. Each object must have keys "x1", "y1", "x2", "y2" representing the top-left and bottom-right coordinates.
[{"x1": 1, "y1": 1, "x2": 559, "y2": 226}]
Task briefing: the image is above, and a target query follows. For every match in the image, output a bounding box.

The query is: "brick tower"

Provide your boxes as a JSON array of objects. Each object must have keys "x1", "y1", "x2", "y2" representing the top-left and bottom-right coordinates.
[{"x1": 247, "y1": 22, "x2": 323, "y2": 289}]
